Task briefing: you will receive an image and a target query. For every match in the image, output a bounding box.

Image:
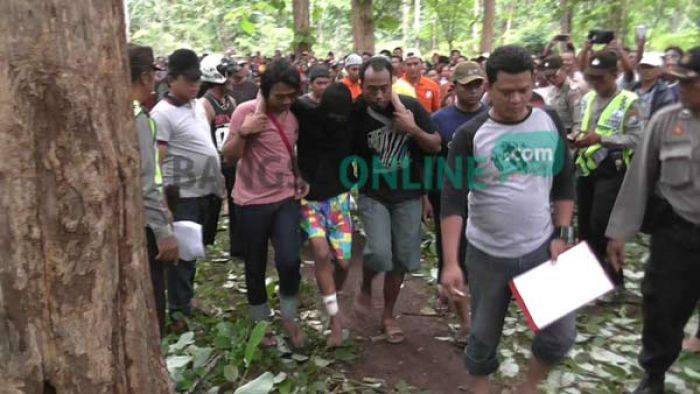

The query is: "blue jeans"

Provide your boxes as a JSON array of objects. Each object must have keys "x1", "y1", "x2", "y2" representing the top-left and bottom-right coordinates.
[
  {"x1": 236, "y1": 199, "x2": 302, "y2": 321},
  {"x1": 465, "y1": 239, "x2": 577, "y2": 376},
  {"x1": 358, "y1": 195, "x2": 422, "y2": 273}
]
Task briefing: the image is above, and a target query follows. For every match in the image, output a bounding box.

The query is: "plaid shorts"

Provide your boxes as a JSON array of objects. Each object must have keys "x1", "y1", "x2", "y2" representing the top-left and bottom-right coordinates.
[{"x1": 300, "y1": 192, "x2": 353, "y2": 262}]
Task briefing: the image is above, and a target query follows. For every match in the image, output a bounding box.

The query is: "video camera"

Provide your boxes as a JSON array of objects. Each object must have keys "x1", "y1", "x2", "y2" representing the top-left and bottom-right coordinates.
[
  {"x1": 217, "y1": 58, "x2": 240, "y2": 78},
  {"x1": 588, "y1": 30, "x2": 615, "y2": 45}
]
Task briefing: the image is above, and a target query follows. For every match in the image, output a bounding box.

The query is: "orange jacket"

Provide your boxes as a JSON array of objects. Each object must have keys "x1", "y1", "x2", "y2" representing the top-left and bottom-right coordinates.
[
  {"x1": 402, "y1": 75, "x2": 441, "y2": 113},
  {"x1": 342, "y1": 77, "x2": 362, "y2": 100}
]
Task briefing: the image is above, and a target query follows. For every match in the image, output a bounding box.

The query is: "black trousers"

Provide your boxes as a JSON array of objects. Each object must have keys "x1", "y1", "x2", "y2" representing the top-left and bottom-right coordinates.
[
  {"x1": 576, "y1": 160, "x2": 626, "y2": 286},
  {"x1": 428, "y1": 191, "x2": 468, "y2": 283},
  {"x1": 235, "y1": 199, "x2": 302, "y2": 306},
  {"x1": 146, "y1": 227, "x2": 166, "y2": 337},
  {"x1": 639, "y1": 213, "x2": 700, "y2": 378},
  {"x1": 223, "y1": 164, "x2": 244, "y2": 258},
  {"x1": 169, "y1": 194, "x2": 219, "y2": 318}
]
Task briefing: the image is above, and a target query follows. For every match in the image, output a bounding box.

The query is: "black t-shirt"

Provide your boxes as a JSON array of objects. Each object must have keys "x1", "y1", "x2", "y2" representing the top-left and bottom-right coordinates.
[
  {"x1": 230, "y1": 80, "x2": 259, "y2": 105},
  {"x1": 351, "y1": 95, "x2": 438, "y2": 203},
  {"x1": 293, "y1": 95, "x2": 354, "y2": 201}
]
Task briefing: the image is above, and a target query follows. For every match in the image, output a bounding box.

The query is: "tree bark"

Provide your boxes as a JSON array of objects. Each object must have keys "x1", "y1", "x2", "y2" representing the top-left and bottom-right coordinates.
[
  {"x1": 480, "y1": 0, "x2": 496, "y2": 54},
  {"x1": 560, "y1": 0, "x2": 572, "y2": 34},
  {"x1": 351, "y1": 0, "x2": 375, "y2": 54},
  {"x1": 402, "y1": 0, "x2": 411, "y2": 48},
  {"x1": 413, "y1": 0, "x2": 421, "y2": 47},
  {"x1": 0, "y1": 1, "x2": 171, "y2": 393},
  {"x1": 292, "y1": 0, "x2": 311, "y2": 55}
]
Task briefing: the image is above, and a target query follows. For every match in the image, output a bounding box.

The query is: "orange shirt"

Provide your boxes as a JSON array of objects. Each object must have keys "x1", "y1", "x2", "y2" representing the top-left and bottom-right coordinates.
[
  {"x1": 342, "y1": 77, "x2": 362, "y2": 100},
  {"x1": 403, "y1": 75, "x2": 441, "y2": 113}
]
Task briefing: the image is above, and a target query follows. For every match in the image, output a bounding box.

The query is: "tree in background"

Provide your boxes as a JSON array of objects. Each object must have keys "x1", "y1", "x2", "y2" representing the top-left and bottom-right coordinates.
[
  {"x1": 0, "y1": 0, "x2": 171, "y2": 392},
  {"x1": 293, "y1": 0, "x2": 313, "y2": 55},
  {"x1": 481, "y1": 0, "x2": 496, "y2": 53},
  {"x1": 352, "y1": 0, "x2": 376, "y2": 53}
]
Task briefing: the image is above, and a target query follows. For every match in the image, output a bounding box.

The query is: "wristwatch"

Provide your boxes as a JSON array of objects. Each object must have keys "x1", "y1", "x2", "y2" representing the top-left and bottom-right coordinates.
[{"x1": 555, "y1": 226, "x2": 575, "y2": 245}]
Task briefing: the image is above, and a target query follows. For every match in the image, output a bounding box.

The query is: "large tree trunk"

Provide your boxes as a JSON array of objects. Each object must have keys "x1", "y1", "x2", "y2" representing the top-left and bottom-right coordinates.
[
  {"x1": 480, "y1": 0, "x2": 496, "y2": 54},
  {"x1": 351, "y1": 0, "x2": 375, "y2": 54},
  {"x1": 402, "y1": 0, "x2": 411, "y2": 48},
  {"x1": 413, "y1": 0, "x2": 421, "y2": 47},
  {"x1": 560, "y1": 0, "x2": 572, "y2": 34},
  {"x1": 292, "y1": 0, "x2": 311, "y2": 55},
  {"x1": 0, "y1": 1, "x2": 171, "y2": 393}
]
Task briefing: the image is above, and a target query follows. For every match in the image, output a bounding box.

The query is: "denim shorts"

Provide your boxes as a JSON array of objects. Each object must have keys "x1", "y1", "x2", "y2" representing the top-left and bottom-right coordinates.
[{"x1": 358, "y1": 194, "x2": 422, "y2": 273}]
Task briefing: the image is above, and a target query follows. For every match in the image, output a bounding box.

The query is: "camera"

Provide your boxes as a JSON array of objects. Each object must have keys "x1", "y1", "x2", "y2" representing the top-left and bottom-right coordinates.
[
  {"x1": 217, "y1": 58, "x2": 240, "y2": 77},
  {"x1": 588, "y1": 30, "x2": 615, "y2": 45}
]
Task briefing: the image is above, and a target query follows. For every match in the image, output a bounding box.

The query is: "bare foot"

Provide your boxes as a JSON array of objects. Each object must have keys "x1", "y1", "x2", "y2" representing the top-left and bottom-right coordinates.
[
  {"x1": 262, "y1": 331, "x2": 277, "y2": 347},
  {"x1": 353, "y1": 292, "x2": 372, "y2": 319},
  {"x1": 282, "y1": 320, "x2": 306, "y2": 348},
  {"x1": 326, "y1": 315, "x2": 343, "y2": 348},
  {"x1": 683, "y1": 337, "x2": 700, "y2": 353}
]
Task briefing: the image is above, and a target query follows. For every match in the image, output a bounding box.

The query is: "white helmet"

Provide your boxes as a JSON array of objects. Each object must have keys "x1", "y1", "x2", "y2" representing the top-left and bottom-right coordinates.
[
  {"x1": 345, "y1": 53, "x2": 363, "y2": 67},
  {"x1": 200, "y1": 53, "x2": 227, "y2": 84}
]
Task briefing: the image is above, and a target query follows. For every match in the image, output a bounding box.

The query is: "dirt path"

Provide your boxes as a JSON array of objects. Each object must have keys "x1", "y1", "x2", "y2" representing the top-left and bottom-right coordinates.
[{"x1": 303, "y1": 236, "x2": 479, "y2": 393}]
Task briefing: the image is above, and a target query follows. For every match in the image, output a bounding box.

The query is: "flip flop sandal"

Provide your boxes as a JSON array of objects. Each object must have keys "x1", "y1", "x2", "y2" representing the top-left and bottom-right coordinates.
[{"x1": 382, "y1": 321, "x2": 406, "y2": 344}]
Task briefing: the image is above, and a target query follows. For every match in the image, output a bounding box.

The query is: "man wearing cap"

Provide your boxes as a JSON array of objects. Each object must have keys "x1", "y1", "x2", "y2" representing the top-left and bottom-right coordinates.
[
  {"x1": 342, "y1": 53, "x2": 363, "y2": 100},
  {"x1": 128, "y1": 44, "x2": 179, "y2": 337},
  {"x1": 606, "y1": 47, "x2": 700, "y2": 394},
  {"x1": 229, "y1": 59, "x2": 259, "y2": 105},
  {"x1": 631, "y1": 53, "x2": 677, "y2": 123},
  {"x1": 429, "y1": 61, "x2": 488, "y2": 335},
  {"x1": 540, "y1": 55, "x2": 583, "y2": 136},
  {"x1": 402, "y1": 49, "x2": 442, "y2": 113},
  {"x1": 303, "y1": 64, "x2": 332, "y2": 104},
  {"x1": 574, "y1": 50, "x2": 643, "y2": 289},
  {"x1": 151, "y1": 49, "x2": 224, "y2": 332}
]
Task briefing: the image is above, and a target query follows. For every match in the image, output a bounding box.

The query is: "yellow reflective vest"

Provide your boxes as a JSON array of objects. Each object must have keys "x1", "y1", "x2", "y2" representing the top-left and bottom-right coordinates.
[
  {"x1": 133, "y1": 101, "x2": 163, "y2": 186},
  {"x1": 575, "y1": 90, "x2": 639, "y2": 176}
]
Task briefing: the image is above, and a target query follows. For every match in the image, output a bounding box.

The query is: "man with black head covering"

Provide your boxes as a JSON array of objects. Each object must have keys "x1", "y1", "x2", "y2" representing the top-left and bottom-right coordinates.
[
  {"x1": 293, "y1": 82, "x2": 355, "y2": 347},
  {"x1": 151, "y1": 49, "x2": 224, "y2": 332}
]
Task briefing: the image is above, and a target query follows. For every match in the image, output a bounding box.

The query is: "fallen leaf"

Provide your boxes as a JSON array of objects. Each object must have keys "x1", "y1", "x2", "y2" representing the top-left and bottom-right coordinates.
[{"x1": 234, "y1": 371, "x2": 274, "y2": 394}]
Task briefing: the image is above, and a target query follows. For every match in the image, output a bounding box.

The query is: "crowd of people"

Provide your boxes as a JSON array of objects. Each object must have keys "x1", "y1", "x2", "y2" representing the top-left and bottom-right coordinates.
[{"x1": 129, "y1": 33, "x2": 700, "y2": 393}]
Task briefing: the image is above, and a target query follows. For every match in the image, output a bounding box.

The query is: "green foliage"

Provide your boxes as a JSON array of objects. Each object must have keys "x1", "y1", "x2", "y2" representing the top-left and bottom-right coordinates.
[{"x1": 129, "y1": 0, "x2": 699, "y2": 57}]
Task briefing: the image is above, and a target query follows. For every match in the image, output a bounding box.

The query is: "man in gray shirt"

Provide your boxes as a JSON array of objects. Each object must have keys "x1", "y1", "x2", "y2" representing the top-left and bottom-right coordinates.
[
  {"x1": 606, "y1": 47, "x2": 700, "y2": 394},
  {"x1": 441, "y1": 46, "x2": 576, "y2": 394}
]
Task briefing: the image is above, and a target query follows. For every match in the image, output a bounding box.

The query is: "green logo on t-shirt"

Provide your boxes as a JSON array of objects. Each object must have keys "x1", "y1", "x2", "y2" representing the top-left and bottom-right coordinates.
[{"x1": 490, "y1": 131, "x2": 564, "y2": 182}]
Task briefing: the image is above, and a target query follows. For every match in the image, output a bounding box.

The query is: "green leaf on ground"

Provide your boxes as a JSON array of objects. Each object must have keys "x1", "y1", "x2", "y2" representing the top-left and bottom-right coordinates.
[
  {"x1": 244, "y1": 321, "x2": 268, "y2": 367},
  {"x1": 223, "y1": 364, "x2": 239, "y2": 382},
  {"x1": 234, "y1": 371, "x2": 275, "y2": 394}
]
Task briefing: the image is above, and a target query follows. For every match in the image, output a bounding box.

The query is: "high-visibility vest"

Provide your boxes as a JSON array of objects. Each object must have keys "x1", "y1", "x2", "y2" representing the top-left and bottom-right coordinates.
[
  {"x1": 133, "y1": 101, "x2": 163, "y2": 186},
  {"x1": 575, "y1": 90, "x2": 638, "y2": 176}
]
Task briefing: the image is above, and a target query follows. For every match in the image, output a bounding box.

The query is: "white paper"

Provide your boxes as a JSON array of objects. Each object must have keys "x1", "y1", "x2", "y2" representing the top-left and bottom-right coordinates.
[
  {"x1": 511, "y1": 242, "x2": 614, "y2": 330},
  {"x1": 172, "y1": 221, "x2": 205, "y2": 261}
]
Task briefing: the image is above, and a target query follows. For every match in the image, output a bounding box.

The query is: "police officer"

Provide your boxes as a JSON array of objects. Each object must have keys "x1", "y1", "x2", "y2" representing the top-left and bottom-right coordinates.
[
  {"x1": 606, "y1": 47, "x2": 700, "y2": 394},
  {"x1": 128, "y1": 44, "x2": 179, "y2": 337},
  {"x1": 539, "y1": 55, "x2": 583, "y2": 136},
  {"x1": 574, "y1": 50, "x2": 643, "y2": 286}
]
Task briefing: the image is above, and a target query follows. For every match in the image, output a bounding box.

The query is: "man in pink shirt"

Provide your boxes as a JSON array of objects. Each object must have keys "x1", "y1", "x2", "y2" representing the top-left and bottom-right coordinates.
[{"x1": 223, "y1": 60, "x2": 308, "y2": 347}]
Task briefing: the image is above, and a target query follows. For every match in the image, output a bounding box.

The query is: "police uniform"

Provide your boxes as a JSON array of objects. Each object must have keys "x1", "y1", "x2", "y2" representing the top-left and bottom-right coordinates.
[
  {"x1": 135, "y1": 99, "x2": 172, "y2": 336},
  {"x1": 605, "y1": 48, "x2": 700, "y2": 393},
  {"x1": 576, "y1": 52, "x2": 643, "y2": 285},
  {"x1": 540, "y1": 55, "x2": 583, "y2": 134}
]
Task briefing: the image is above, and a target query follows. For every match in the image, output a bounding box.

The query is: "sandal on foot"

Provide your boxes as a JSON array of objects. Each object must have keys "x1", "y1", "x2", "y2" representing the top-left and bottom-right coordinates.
[{"x1": 381, "y1": 320, "x2": 406, "y2": 344}]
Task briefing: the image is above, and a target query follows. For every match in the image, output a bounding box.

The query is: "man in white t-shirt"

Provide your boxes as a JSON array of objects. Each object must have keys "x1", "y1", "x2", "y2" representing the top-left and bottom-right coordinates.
[{"x1": 151, "y1": 49, "x2": 224, "y2": 332}]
